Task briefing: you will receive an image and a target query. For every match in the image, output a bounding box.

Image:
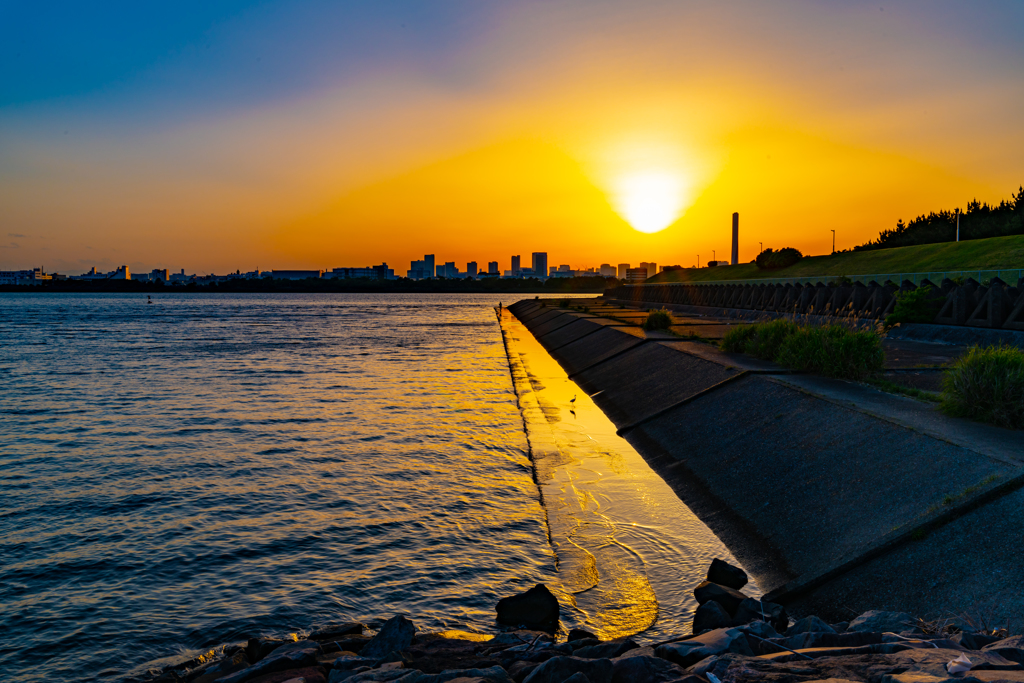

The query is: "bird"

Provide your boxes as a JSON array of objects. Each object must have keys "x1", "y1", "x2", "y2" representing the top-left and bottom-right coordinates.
[{"x1": 570, "y1": 395, "x2": 577, "y2": 405}]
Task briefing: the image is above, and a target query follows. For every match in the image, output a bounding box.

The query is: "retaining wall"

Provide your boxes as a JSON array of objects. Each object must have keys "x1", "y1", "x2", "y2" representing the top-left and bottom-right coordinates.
[
  {"x1": 606, "y1": 276, "x2": 1024, "y2": 331},
  {"x1": 507, "y1": 299, "x2": 1024, "y2": 622}
]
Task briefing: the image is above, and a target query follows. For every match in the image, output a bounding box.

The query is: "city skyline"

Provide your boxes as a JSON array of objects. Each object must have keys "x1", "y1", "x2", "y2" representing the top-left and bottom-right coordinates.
[{"x1": 3, "y1": 3, "x2": 1023, "y2": 274}]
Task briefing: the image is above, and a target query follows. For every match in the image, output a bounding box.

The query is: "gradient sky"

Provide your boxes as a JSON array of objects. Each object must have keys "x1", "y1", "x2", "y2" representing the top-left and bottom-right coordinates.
[{"x1": 2, "y1": 1, "x2": 1023, "y2": 275}]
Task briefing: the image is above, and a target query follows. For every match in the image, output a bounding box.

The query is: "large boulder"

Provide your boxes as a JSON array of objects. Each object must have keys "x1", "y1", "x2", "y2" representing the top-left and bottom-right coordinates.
[
  {"x1": 610, "y1": 654, "x2": 687, "y2": 683},
  {"x1": 692, "y1": 581, "x2": 747, "y2": 616},
  {"x1": 409, "y1": 665, "x2": 516, "y2": 683},
  {"x1": 786, "y1": 615, "x2": 835, "y2": 636},
  {"x1": 310, "y1": 623, "x2": 365, "y2": 642},
  {"x1": 520, "y1": 656, "x2": 613, "y2": 683},
  {"x1": 655, "y1": 628, "x2": 754, "y2": 667},
  {"x1": 733, "y1": 598, "x2": 788, "y2": 632},
  {"x1": 248, "y1": 667, "x2": 328, "y2": 683},
  {"x1": 692, "y1": 600, "x2": 732, "y2": 634},
  {"x1": 566, "y1": 629, "x2": 597, "y2": 642},
  {"x1": 706, "y1": 559, "x2": 748, "y2": 590},
  {"x1": 216, "y1": 640, "x2": 321, "y2": 683},
  {"x1": 496, "y1": 585, "x2": 560, "y2": 632},
  {"x1": 847, "y1": 610, "x2": 918, "y2": 634},
  {"x1": 361, "y1": 616, "x2": 417, "y2": 660},
  {"x1": 192, "y1": 651, "x2": 251, "y2": 683},
  {"x1": 982, "y1": 635, "x2": 1024, "y2": 663}
]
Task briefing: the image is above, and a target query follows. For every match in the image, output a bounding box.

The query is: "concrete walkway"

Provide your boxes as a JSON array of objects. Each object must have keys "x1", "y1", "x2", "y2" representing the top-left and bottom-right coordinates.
[{"x1": 508, "y1": 298, "x2": 1024, "y2": 624}]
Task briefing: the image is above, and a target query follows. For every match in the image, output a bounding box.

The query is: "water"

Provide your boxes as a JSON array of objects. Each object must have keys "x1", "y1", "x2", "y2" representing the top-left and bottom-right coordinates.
[{"x1": 0, "y1": 293, "x2": 743, "y2": 682}]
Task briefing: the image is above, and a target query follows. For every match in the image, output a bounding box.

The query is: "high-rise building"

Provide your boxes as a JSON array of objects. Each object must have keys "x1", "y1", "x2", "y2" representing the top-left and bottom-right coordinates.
[
  {"x1": 467, "y1": 261, "x2": 478, "y2": 276},
  {"x1": 617, "y1": 263, "x2": 630, "y2": 279},
  {"x1": 488, "y1": 261, "x2": 499, "y2": 275},
  {"x1": 599, "y1": 263, "x2": 616, "y2": 277},
  {"x1": 511, "y1": 255, "x2": 521, "y2": 275},
  {"x1": 408, "y1": 260, "x2": 427, "y2": 279},
  {"x1": 626, "y1": 267, "x2": 648, "y2": 282},
  {"x1": 532, "y1": 252, "x2": 548, "y2": 279},
  {"x1": 424, "y1": 254, "x2": 435, "y2": 278},
  {"x1": 640, "y1": 262, "x2": 657, "y2": 277}
]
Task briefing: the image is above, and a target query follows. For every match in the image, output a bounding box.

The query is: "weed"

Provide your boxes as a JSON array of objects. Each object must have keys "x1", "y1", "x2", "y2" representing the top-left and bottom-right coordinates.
[
  {"x1": 642, "y1": 309, "x2": 673, "y2": 330},
  {"x1": 941, "y1": 345, "x2": 1024, "y2": 429},
  {"x1": 558, "y1": 298, "x2": 571, "y2": 308},
  {"x1": 864, "y1": 377, "x2": 941, "y2": 403}
]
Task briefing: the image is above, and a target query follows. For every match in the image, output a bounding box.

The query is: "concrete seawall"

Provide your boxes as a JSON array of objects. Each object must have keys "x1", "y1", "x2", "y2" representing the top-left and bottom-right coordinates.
[{"x1": 508, "y1": 299, "x2": 1024, "y2": 622}]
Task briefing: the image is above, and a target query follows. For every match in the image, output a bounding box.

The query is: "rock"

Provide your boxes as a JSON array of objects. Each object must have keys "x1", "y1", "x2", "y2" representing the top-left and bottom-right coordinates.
[
  {"x1": 733, "y1": 598, "x2": 788, "y2": 632},
  {"x1": 362, "y1": 616, "x2": 416, "y2": 660},
  {"x1": 692, "y1": 581, "x2": 747, "y2": 616},
  {"x1": 572, "y1": 639, "x2": 638, "y2": 660},
  {"x1": 777, "y1": 630, "x2": 883, "y2": 651},
  {"x1": 486, "y1": 631, "x2": 553, "y2": 648},
  {"x1": 847, "y1": 610, "x2": 919, "y2": 634},
  {"x1": 566, "y1": 629, "x2": 597, "y2": 642},
  {"x1": 560, "y1": 674, "x2": 591, "y2": 683},
  {"x1": 738, "y1": 619, "x2": 779, "y2": 640},
  {"x1": 655, "y1": 627, "x2": 754, "y2": 667},
  {"x1": 415, "y1": 665, "x2": 515, "y2": 682},
  {"x1": 310, "y1": 624, "x2": 366, "y2": 642},
  {"x1": 320, "y1": 654, "x2": 376, "y2": 671},
  {"x1": 217, "y1": 641, "x2": 321, "y2": 683},
  {"x1": 192, "y1": 651, "x2": 251, "y2": 683},
  {"x1": 982, "y1": 635, "x2": 1024, "y2": 663},
  {"x1": 340, "y1": 670, "x2": 414, "y2": 683},
  {"x1": 706, "y1": 558, "x2": 748, "y2": 590},
  {"x1": 506, "y1": 660, "x2": 539, "y2": 683},
  {"x1": 610, "y1": 654, "x2": 686, "y2": 683},
  {"x1": 786, "y1": 616, "x2": 836, "y2": 636},
  {"x1": 610, "y1": 646, "x2": 655, "y2": 660},
  {"x1": 831, "y1": 621, "x2": 849, "y2": 633},
  {"x1": 692, "y1": 600, "x2": 733, "y2": 633},
  {"x1": 567, "y1": 639, "x2": 600, "y2": 651},
  {"x1": 327, "y1": 667, "x2": 372, "y2": 683},
  {"x1": 325, "y1": 636, "x2": 371, "y2": 654},
  {"x1": 247, "y1": 639, "x2": 291, "y2": 665},
  {"x1": 248, "y1": 667, "x2": 328, "y2": 683},
  {"x1": 520, "y1": 656, "x2": 613, "y2": 683},
  {"x1": 496, "y1": 585, "x2": 560, "y2": 632},
  {"x1": 402, "y1": 635, "x2": 499, "y2": 673}
]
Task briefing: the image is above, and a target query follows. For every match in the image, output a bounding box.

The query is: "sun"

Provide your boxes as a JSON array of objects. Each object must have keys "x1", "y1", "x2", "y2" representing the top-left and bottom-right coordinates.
[{"x1": 611, "y1": 170, "x2": 690, "y2": 233}]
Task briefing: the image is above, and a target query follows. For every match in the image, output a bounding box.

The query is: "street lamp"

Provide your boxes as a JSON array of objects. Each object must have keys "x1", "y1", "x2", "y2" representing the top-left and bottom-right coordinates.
[
  {"x1": 956, "y1": 208, "x2": 961, "y2": 242},
  {"x1": 759, "y1": 241, "x2": 763, "y2": 254},
  {"x1": 831, "y1": 230, "x2": 835, "y2": 254}
]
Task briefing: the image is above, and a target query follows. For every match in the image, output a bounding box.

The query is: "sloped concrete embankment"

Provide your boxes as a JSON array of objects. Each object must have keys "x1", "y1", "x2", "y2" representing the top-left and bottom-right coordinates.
[{"x1": 506, "y1": 299, "x2": 1024, "y2": 623}]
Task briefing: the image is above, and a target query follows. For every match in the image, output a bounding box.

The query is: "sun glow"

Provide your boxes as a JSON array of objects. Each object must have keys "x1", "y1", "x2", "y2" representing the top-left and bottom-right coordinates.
[{"x1": 611, "y1": 170, "x2": 691, "y2": 233}]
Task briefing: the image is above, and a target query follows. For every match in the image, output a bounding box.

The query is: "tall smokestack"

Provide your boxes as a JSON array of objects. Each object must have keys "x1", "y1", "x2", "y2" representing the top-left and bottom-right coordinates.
[{"x1": 731, "y1": 212, "x2": 739, "y2": 266}]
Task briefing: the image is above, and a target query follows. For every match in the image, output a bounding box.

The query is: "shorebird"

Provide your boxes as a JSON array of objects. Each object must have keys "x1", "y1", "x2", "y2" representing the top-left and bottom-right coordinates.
[{"x1": 570, "y1": 395, "x2": 577, "y2": 405}]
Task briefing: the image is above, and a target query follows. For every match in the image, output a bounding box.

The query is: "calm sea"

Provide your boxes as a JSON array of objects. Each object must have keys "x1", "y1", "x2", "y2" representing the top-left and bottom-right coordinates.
[{"x1": 0, "y1": 292, "x2": 740, "y2": 682}]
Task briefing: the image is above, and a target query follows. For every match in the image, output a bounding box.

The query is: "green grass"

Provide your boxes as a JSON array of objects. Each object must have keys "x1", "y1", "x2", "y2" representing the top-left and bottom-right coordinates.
[
  {"x1": 864, "y1": 377, "x2": 941, "y2": 403},
  {"x1": 721, "y1": 319, "x2": 884, "y2": 380},
  {"x1": 941, "y1": 345, "x2": 1024, "y2": 429},
  {"x1": 649, "y1": 235, "x2": 1024, "y2": 283}
]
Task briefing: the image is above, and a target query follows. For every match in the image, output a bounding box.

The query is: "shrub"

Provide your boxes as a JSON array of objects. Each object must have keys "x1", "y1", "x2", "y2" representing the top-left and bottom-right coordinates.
[
  {"x1": 558, "y1": 298, "x2": 571, "y2": 307},
  {"x1": 755, "y1": 247, "x2": 803, "y2": 270},
  {"x1": 643, "y1": 309, "x2": 673, "y2": 330},
  {"x1": 941, "y1": 345, "x2": 1024, "y2": 429},
  {"x1": 776, "y1": 325, "x2": 885, "y2": 380},
  {"x1": 721, "y1": 318, "x2": 883, "y2": 380},
  {"x1": 886, "y1": 285, "x2": 940, "y2": 327}
]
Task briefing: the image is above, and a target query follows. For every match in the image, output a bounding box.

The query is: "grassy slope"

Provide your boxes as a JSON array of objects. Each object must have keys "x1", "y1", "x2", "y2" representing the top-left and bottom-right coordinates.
[{"x1": 649, "y1": 235, "x2": 1024, "y2": 283}]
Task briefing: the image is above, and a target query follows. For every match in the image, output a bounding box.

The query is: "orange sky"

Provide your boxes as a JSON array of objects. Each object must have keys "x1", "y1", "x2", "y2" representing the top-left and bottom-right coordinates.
[{"x1": 2, "y1": 2, "x2": 1022, "y2": 275}]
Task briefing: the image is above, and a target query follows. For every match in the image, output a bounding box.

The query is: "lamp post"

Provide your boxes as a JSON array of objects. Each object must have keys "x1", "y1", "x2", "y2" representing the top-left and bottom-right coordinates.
[
  {"x1": 831, "y1": 230, "x2": 835, "y2": 254},
  {"x1": 956, "y1": 208, "x2": 960, "y2": 242},
  {"x1": 697, "y1": 255, "x2": 700, "y2": 268},
  {"x1": 759, "y1": 241, "x2": 763, "y2": 254}
]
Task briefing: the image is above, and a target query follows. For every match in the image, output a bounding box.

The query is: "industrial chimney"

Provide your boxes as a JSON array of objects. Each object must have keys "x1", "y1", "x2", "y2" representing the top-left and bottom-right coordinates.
[{"x1": 731, "y1": 212, "x2": 739, "y2": 266}]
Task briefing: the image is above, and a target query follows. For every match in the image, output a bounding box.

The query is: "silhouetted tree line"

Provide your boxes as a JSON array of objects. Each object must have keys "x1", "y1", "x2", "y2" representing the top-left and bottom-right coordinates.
[{"x1": 855, "y1": 185, "x2": 1024, "y2": 251}]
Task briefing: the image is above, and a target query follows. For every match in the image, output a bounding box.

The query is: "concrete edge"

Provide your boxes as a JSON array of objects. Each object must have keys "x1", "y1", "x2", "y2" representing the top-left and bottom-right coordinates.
[{"x1": 763, "y1": 468, "x2": 1024, "y2": 605}]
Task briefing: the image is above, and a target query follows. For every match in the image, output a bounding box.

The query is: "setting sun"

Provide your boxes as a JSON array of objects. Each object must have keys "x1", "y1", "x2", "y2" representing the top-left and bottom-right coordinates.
[{"x1": 611, "y1": 170, "x2": 691, "y2": 234}]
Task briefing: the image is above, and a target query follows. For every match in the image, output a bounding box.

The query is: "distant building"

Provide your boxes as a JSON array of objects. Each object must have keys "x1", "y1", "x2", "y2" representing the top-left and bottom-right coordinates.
[
  {"x1": 626, "y1": 267, "x2": 648, "y2": 282},
  {"x1": 273, "y1": 269, "x2": 323, "y2": 280},
  {"x1": 532, "y1": 253, "x2": 548, "y2": 280},
  {"x1": 599, "y1": 263, "x2": 616, "y2": 277},
  {"x1": 640, "y1": 262, "x2": 657, "y2": 276},
  {"x1": 326, "y1": 264, "x2": 394, "y2": 279},
  {"x1": 408, "y1": 254, "x2": 436, "y2": 279},
  {"x1": 436, "y1": 262, "x2": 458, "y2": 278},
  {"x1": 488, "y1": 261, "x2": 499, "y2": 275},
  {"x1": 73, "y1": 265, "x2": 129, "y2": 281},
  {"x1": 511, "y1": 255, "x2": 521, "y2": 275},
  {"x1": 0, "y1": 267, "x2": 51, "y2": 286},
  {"x1": 617, "y1": 263, "x2": 630, "y2": 279},
  {"x1": 467, "y1": 261, "x2": 478, "y2": 276}
]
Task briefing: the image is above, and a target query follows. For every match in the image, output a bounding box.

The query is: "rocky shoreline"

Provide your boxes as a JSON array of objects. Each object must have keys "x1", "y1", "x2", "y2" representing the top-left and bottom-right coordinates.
[{"x1": 142, "y1": 560, "x2": 1024, "y2": 683}]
